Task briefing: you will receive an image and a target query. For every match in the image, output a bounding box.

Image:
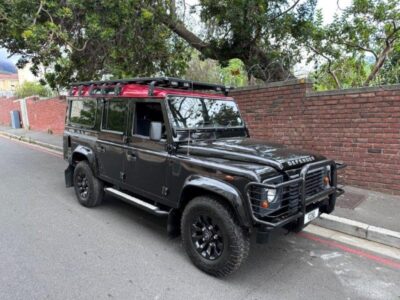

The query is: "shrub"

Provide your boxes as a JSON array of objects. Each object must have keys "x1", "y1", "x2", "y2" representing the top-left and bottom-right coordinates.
[{"x1": 15, "y1": 81, "x2": 53, "y2": 98}]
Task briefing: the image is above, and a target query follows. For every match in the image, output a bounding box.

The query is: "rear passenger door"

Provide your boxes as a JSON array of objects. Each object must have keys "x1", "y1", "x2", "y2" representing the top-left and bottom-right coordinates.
[{"x1": 96, "y1": 98, "x2": 128, "y2": 184}]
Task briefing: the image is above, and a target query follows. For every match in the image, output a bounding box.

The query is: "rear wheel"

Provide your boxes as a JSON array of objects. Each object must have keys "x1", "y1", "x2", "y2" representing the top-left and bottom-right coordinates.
[
  {"x1": 181, "y1": 196, "x2": 250, "y2": 277},
  {"x1": 73, "y1": 161, "x2": 104, "y2": 207}
]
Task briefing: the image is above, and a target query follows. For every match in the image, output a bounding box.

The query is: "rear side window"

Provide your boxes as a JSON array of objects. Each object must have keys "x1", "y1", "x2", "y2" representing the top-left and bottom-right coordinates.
[
  {"x1": 101, "y1": 99, "x2": 128, "y2": 133},
  {"x1": 69, "y1": 99, "x2": 96, "y2": 127}
]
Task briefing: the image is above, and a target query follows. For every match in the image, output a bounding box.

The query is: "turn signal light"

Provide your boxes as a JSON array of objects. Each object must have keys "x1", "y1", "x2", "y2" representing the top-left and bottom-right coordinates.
[
  {"x1": 323, "y1": 176, "x2": 330, "y2": 186},
  {"x1": 261, "y1": 200, "x2": 269, "y2": 209}
]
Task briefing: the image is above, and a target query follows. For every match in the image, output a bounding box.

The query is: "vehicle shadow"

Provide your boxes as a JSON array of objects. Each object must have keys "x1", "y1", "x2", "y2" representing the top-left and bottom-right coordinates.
[{"x1": 87, "y1": 193, "x2": 311, "y2": 282}]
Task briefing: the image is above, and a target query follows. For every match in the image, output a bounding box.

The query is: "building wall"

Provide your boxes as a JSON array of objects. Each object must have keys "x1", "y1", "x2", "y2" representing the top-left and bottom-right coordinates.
[
  {"x1": 231, "y1": 80, "x2": 400, "y2": 195},
  {"x1": 0, "y1": 73, "x2": 19, "y2": 96}
]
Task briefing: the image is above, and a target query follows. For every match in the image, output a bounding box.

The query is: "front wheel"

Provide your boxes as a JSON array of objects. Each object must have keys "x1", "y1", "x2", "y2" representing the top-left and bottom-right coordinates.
[{"x1": 181, "y1": 196, "x2": 250, "y2": 277}]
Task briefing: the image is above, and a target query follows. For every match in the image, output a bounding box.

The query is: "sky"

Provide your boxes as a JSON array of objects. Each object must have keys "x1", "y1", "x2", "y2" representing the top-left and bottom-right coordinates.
[{"x1": 317, "y1": 0, "x2": 352, "y2": 23}]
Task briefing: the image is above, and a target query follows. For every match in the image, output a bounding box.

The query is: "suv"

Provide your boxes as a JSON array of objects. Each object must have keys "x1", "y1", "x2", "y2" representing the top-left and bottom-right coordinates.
[{"x1": 64, "y1": 77, "x2": 345, "y2": 277}]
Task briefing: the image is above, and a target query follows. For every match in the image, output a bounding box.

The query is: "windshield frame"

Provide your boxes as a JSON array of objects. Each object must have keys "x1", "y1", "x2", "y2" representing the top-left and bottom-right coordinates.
[{"x1": 165, "y1": 94, "x2": 246, "y2": 131}]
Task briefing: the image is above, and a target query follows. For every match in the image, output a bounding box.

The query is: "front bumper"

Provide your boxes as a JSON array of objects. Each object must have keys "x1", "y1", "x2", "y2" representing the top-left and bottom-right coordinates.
[{"x1": 245, "y1": 160, "x2": 346, "y2": 230}]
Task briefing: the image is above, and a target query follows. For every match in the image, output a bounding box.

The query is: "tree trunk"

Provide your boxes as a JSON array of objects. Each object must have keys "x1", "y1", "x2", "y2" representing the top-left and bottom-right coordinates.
[
  {"x1": 160, "y1": 16, "x2": 293, "y2": 82},
  {"x1": 364, "y1": 42, "x2": 393, "y2": 86}
]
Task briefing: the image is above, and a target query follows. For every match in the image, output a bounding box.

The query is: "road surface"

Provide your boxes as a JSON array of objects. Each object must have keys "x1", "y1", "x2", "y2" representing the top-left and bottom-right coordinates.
[{"x1": 0, "y1": 136, "x2": 399, "y2": 300}]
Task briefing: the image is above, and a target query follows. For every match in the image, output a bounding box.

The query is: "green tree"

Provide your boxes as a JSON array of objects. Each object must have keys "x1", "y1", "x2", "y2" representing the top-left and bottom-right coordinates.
[
  {"x1": 0, "y1": 0, "x2": 191, "y2": 90},
  {"x1": 183, "y1": 53, "x2": 248, "y2": 87},
  {"x1": 307, "y1": 0, "x2": 400, "y2": 88},
  {"x1": 0, "y1": 0, "x2": 319, "y2": 87},
  {"x1": 159, "y1": 0, "x2": 317, "y2": 82},
  {"x1": 310, "y1": 57, "x2": 371, "y2": 91},
  {"x1": 15, "y1": 81, "x2": 52, "y2": 98}
]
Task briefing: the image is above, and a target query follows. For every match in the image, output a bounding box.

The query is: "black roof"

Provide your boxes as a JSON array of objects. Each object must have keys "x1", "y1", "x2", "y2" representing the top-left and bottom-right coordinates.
[{"x1": 70, "y1": 77, "x2": 233, "y2": 96}]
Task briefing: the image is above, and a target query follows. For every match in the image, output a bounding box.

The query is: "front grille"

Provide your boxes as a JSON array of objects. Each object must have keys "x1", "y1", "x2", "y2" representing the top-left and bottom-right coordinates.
[
  {"x1": 248, "y1": 168, "x2": 326, "y2": 222},
  {"x1": 304, "y1": 169, "x2": 325, "y2": 197}
]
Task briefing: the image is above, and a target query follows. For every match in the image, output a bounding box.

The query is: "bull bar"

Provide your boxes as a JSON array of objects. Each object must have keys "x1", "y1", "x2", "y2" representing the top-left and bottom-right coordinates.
[{"x1": 245, "y1": 159, "x2": 346, "y2": 229}]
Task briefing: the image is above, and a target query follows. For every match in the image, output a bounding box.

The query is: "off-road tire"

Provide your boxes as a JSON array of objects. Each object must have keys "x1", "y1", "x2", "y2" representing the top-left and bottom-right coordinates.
[
  {"x1": 73, "y1": 161, "x2": 104, "y2": 207},
  {"x1": 181, "y1": 195, "x2": 250, "y2": 277}
]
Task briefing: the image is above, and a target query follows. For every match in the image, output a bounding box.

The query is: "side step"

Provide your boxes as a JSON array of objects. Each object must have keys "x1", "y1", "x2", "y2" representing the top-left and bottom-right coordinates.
[{"x1": 104, "y1": 187, "x2": 169, "y2": 216}]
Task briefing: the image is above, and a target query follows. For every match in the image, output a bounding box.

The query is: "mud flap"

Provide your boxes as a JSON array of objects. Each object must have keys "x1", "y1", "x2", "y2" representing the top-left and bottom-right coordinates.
[
  {"x1": 64, "y1": 165, "x2": 74, "y2": 188},
  {"x1": 256, "y1": 226, "x2": 271, "y2": 244}
]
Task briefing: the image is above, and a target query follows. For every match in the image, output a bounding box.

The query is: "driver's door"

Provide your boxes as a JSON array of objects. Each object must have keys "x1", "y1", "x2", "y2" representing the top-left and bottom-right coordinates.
[{"x1": 123, "y1": 99, "x2": 170, "y2": 203}]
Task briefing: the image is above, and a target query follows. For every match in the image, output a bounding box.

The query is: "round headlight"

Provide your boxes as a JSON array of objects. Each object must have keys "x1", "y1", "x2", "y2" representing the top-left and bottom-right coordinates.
[{"x1": 267, "y1": 188, "x2": 277, "y2": 203}]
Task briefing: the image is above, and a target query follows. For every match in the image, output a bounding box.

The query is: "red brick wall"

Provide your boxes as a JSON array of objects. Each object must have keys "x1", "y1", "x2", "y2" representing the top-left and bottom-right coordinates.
[
  {"x1": 0, "y1": 97, "x2": 20, "y2": 126},
  {"x1": 25, "y1": 96, "x2": 67, "y2": 134},
  {"x1": 0, "y1": 96, "x2": 67, "y2": 134},
  {"x1": 1, "y1": 81, "x2": 399, "y2": 195},
  {"x1": 231, "y1": 80, "x2": 400, "y2": 195}
]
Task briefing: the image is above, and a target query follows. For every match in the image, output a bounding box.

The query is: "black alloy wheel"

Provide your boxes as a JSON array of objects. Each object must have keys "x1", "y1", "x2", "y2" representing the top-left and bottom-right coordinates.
[
  {"x1": 76, "y1": 173, "x2": 89, "y2": 200},
  {"x1": 191, "y1": 215, "x2": 224, "y2": 260}
]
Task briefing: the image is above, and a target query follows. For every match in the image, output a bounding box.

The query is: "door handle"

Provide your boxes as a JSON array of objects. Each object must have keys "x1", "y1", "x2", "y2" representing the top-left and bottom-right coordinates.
[{"x1": 127, "y1": 151, "x2": 137, "y2": 161}]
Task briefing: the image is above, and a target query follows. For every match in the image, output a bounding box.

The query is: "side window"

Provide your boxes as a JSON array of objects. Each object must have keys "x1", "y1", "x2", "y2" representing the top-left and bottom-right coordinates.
[
  {"x1": 69, "y1": 99, "x2": 96, "y2": 127},
  {"x1": 102, "y1": 99, "x2": 128, "y2": 133},
  {"x1": 134, "y1": 102, "x2": 165, "y2": 138}
]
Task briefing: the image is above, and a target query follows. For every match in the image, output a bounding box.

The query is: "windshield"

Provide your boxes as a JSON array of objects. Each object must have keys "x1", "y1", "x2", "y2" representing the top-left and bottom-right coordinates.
[{"x1": 168, "y1": 96, "x2": 244, "y2": 129}]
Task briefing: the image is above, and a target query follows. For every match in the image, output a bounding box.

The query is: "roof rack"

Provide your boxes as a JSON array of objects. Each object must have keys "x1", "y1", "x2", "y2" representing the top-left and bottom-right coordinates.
[{"x1": 69, "y1": 77, "x2": 233, "y2": 97}]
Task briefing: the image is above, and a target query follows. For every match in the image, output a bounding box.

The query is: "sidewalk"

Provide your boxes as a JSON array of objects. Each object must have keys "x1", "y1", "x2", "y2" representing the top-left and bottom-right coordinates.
[
  {"x1": 0, "y1": 125, "x2": 399, "y2": 248},
  {"x1": 315, "y1": 186, "x2": 400, "y2": 248},
  {"x1": 333, "y1": 186, "x2": 400, "y2": 233},
  {"x1": 0, "y1": 125, "x2": 62, "y2": 151}
]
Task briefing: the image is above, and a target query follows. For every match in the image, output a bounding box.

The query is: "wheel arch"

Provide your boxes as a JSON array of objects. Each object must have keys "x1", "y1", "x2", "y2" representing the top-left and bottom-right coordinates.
[
  {"x1": 70, "y1": 145, "x2": 95, "y2": 166},
  {"x1": 177, "y1": 175, "x2": 251, "y2": 228}
]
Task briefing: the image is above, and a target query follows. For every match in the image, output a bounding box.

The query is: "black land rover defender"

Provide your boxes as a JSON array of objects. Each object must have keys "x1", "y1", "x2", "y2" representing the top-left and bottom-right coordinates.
[{"x1": 64, "y1": 77, "x2": 345, "y2": 277}]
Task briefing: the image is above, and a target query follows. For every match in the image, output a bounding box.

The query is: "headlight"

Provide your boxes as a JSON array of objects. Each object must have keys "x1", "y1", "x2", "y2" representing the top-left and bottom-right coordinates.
[
  {"x1": 267, "y1": 188, "x2": 277, "y2": 203},
  {"x1": 258, "y1": 175, "x2": 283, "y2": 216}
]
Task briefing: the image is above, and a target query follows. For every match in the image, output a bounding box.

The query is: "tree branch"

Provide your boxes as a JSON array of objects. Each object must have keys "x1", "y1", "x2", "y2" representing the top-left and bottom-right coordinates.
[
  {"x1": 340, "y1": 41, "x2": 378, "y2": 60},
  {"x1": 269, "y1": 0, "x2": 301, "y2": 21},
  {"x1": 363, "y1": 26, "x2": 400, "y2": 86},
  {"x1": 308, "y1": 45, "x2": 341, "y2": 88}
]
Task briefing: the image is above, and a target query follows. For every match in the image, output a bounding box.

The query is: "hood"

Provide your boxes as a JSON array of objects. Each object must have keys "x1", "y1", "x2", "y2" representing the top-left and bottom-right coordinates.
[{"x1": 178, "y1": 137, "x2": 325, "y2": 171}]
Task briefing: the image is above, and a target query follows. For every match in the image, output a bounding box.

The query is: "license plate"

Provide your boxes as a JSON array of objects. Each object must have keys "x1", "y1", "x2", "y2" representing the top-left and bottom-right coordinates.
[{"x1": 304, "y1": 208, "x2": 319, "y2": 224}]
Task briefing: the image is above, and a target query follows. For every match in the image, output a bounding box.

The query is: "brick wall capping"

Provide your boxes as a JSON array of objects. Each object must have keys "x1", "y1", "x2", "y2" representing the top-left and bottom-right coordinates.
[
  {"x1": 307, "y1": 83, "x2": 400, "y2": 98},
  {"x1": 231, "y1": 78, "x2": 312, "y2": 92}
]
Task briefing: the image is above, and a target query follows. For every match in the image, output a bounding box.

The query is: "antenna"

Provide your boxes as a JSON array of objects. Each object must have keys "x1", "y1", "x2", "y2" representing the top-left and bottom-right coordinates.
[{"x1": 187, "y1": 127, "x2": 190, "y2": 156}]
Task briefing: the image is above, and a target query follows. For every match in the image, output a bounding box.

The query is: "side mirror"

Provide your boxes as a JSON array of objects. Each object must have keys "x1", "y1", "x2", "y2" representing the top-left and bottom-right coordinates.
[{"x1": 149, "y1": 121, "x2": 162, "y2": 141}]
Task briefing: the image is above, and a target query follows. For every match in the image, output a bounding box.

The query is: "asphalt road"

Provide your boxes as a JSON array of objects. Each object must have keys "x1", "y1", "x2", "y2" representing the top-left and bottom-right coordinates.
[{"x1": 0, "y1": 137, "x2": 399, "y2": 300}]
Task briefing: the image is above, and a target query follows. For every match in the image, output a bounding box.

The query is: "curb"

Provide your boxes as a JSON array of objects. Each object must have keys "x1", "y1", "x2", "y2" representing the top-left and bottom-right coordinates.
[
  {"x1": 0, "y1": 131, "x2": 63, "y2": 153},
  {"x1": 314, "y1": 213, "x2": 400, "y2": 249}
]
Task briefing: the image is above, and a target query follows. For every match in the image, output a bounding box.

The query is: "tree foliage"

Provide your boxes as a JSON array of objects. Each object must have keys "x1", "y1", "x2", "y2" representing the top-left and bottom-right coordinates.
[
  {"x1": 15, "y1": 80, "x2": 52, "y2": 98},
  {"x1": 0, "y1": 0, "x2": 318, "y2": 88},
  {"x1": 307, "y1": 0, "x2": 400, "y2": 88},
  {"x1": 0, "y1": 0, "x2": 191, "y2": 89},
  {"x1": 183, "y1": 53, "x2": 248, "y2": 87}
]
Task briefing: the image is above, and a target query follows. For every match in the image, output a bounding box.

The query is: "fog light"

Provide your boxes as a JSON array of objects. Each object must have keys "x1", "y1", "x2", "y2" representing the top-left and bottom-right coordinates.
[{"x1": 323, "y1": 176, "x2": 330, "y2": 186}]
